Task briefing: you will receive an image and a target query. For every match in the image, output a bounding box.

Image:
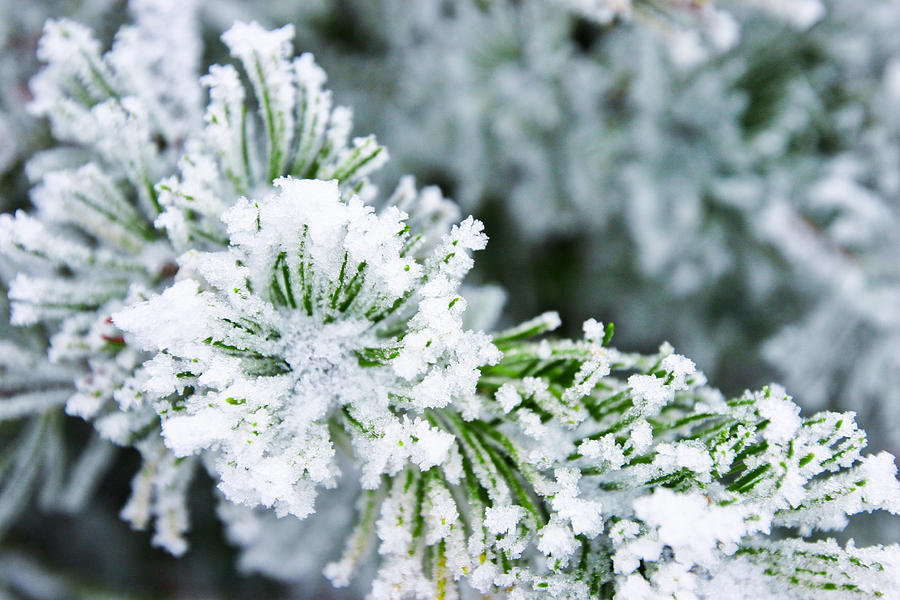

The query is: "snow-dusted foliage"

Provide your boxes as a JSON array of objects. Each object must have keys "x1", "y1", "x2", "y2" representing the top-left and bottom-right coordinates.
[
  {"x1": 119, "y1": 276, "x2": 900, "y2": 598},
  {"x1": 746, "y1": 0, "x2": 900, "y2": 464},
  {"x1": 0, "y1": 1, "x2": 203, "y2": 555},
  {"x1": 115, "y1": 177, "x2": 497, "y2": 517},
  {"x1": 0, "y1": 280, "x2": 118, "y2": 548},
  {"x1": 114, "y1": 173, "x2": 900, "y2": 596},
  {"x1": 288, "y1": 0, "x2": 900, "y2": 464},
  {"x1": 0, "y1": 10, "x2": 387, "y2": 556},
  {"x1": 154, "y1": 20, "x2": 386, "y2": 252},
  {"x1": 447, "y1": 322, "x2": 899, "y2": 598},
  {"x1": 0, "y1": 2, "x2": 899, "y2": 599},
  {"x1": 0, "y1": 0, "x2": 122, "y2": 212},
  {"x1": 0, "y1": 336, "x2": 115, "y2": 539}
]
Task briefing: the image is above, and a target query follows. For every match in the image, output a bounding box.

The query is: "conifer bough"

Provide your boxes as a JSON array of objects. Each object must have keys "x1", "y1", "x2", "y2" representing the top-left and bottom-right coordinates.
[{"x1": 0, "y1": 8, "x2": 898, "y2": 599}]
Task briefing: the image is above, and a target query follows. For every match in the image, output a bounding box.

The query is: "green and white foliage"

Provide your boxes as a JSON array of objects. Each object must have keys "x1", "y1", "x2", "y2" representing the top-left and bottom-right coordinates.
[
  {"x1": 118, "y1": 246, "x2": 900, "y2": 599},
  {"x1": 155, "y1": 21, "x2": 387, "y2": 252},
  {"x1": 0, "y1": 0, "x2": 203, "y2": 556},
  {"x1": 0, "y1": 10, "x2": 388, "y2": 556},
  {"x1": 1, "y1": 3, "x2": 899, "y2": 599},
  {"x1": 0, "y1": 282, "x2": 116, "y2": 543},
  {"x1": 118, "y1": 173, "x2": 900, "y2": 597},
  {"x1": 0, "y1": 337, "x2": 116, "y2": 541},
  {"x1": 6, "y1": 0, "x2": 203, "y2": 329},
  {"x1": 291, "y1": 0, "x2": 900, "y2": 462},
  {"x1": 0, "y1": 0, "x2": 122, "y2": 206},
  {"x1": 114, "y1": 177, "x2": 499, "y2": 517},
  {"x1": 747, "y1": 0, "x2": 900, "y2": 460},
  {"x1": 427, "y1": 320, "x2": 898, "y2": 598}
]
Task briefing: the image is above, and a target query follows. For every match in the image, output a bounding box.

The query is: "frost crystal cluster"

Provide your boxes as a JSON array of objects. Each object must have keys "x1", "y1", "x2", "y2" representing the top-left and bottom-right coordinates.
[
  {"x1": 115, "y1": 177, "x2": 496, "y2": 519},
  {"x1": 0, "y1": 1, "x2": 899, "y2": 599}
]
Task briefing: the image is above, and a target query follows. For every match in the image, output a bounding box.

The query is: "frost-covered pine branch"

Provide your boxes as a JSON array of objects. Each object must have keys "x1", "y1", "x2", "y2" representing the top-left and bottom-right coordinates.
[
  {"x1": 154, "y1": 21, "x2": 387, "y2": 252},
  {"x1": 299, "y1": 0, "x2": 900, "y2": 467},
  {"x1": 1, "y1": 10, "x2": 388, "y2": 555},
  {"x1": 0, "y1": 285, "x2": 116, "y2": 542},
  {"x1": 1, "y1": 0, "x2": 205, "y2": 555},
  {"x1": 0, "y1": 7, "x2": 898, "y2": 599},
  {"x1": 116, "y1": 214, "x2": 900, "y2": 597},
  {"x1": 114, "y1": 176, "x2": 496, "y2": 519},
  {"x1": 0, "y1": 338, "x2": 115, "y2": 539},
  {"x1": 0, "y1": 0, "x2": 122, "y2": 211}
]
